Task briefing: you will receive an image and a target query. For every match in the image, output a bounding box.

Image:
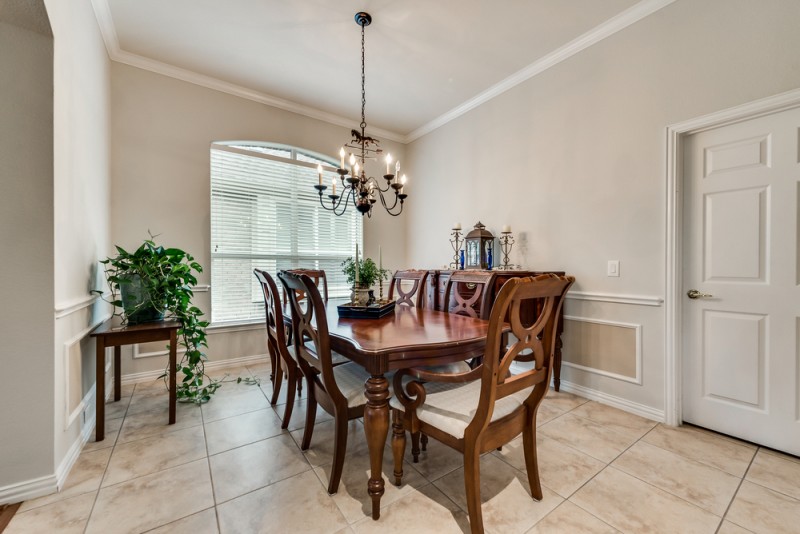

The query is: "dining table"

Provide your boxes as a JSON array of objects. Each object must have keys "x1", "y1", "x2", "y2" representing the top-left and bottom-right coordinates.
[{"x1": 283, "y1": 298, "x2": 498, "y2": 520}]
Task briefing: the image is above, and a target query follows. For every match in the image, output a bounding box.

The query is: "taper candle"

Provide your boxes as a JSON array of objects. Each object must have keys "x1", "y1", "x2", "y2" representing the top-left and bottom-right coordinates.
[{"x1": 355, "y1": 244, "x2": 360, "y2": 285}]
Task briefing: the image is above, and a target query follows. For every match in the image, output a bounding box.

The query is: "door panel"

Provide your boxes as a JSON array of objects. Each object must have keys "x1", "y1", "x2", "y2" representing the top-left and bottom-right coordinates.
[{"x1": 683, "y1": 106, "x2": 800, "y2": 455}]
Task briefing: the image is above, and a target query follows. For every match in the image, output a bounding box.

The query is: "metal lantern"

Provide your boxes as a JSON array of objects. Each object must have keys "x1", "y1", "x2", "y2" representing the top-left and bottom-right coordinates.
[{"x1": 464, "y1": 221, "x2": 494, "y2": 270}]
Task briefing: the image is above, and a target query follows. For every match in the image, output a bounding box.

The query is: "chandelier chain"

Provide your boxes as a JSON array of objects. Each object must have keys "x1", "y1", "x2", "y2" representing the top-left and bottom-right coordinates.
[{"x1": 360, "y1": 22, "x2": 366, "y2": 133}]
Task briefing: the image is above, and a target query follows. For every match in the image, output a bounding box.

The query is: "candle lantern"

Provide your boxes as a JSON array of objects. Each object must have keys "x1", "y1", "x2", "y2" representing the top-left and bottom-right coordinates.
[{"x1": 464, "y1": 221, "x2": 495, "y2": 270}]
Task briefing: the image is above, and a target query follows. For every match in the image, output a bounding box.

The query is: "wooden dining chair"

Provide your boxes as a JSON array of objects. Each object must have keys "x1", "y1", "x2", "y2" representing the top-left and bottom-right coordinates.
[
  {"x1": 253, "y1": 269, "x2": 301, "y2": 429},
  {"x1": 443, "y1": 270, "x2": 497, "y2": 320},
  {"x1": 278, "y1": 270, "x2": 373, "y2": 495},
  {"x1": 388, "y1": 270, "x2": 429, "y2": 307},
  {"x1": 390, "y1": 274, "x2": 575, "y2": 534},
  {"x1": 281, "y1": 268, "x2": 329, "y2": 305}
]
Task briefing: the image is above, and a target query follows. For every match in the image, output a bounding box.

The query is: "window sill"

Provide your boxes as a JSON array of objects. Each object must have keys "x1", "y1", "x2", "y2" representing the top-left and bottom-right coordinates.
[{"x1": 207, "y1": 320, "x2": 263, "y2": 334}]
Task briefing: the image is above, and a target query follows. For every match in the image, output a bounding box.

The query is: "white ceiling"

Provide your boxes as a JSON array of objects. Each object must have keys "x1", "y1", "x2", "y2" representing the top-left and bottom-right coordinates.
[{"x1": 100, "y1": 0, "x2": 659, "y2": 140}]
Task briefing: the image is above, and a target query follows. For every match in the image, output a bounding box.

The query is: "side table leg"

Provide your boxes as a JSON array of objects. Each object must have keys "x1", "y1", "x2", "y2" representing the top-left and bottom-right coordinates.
[
  {"x1": 95, "y1": 338, "x2": 106, "y2": 441},
  {"x1": 114, "y1": 346, "x2": 121, "y2": 402},
  {"x1": 364, "y1": 375, "x2": 390, "y2": 520},
  {"x1": 169, "y1": 329, "x2": 177, "y2": 425}
]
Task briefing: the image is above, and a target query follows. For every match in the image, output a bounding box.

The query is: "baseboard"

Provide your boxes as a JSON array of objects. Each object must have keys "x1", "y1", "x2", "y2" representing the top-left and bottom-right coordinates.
[
  {"x1": 121, "y1": 353, "x2": 269, "y2": 385},
  {"x1": 0, "y1": 385, "x2": 99, "y2": 505},
  {"x1": 557, "y1": 379, "x2": 665, "y2": 423},
  {"x1": 0, "y1": 474, "x2": 57, "y2": 506}
]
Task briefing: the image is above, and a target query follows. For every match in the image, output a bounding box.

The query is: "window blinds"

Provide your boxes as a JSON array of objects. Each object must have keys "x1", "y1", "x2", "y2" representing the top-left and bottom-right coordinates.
[{"x1": 210, "y1": 144, "x2": 363, "y2": 324}]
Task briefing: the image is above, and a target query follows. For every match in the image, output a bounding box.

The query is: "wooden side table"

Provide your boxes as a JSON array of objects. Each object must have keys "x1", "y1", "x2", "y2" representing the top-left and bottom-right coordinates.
[{"x1": 90, "y1": 319, "x2": 181, "y2": 441}]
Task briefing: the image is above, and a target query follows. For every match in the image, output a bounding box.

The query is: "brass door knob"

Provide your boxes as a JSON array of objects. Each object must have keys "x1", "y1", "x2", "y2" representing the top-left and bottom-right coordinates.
[{"x1": 687, "y1": 289, "x2": 713, "y2": 299}]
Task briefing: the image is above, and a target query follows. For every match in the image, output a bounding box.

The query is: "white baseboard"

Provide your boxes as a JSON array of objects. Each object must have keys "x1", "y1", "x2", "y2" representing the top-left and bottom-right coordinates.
[
  {"x1": 0, "y1": 474, "x2": 57, "y2": 506},
  {"x1": 557, "y1": 379, "x2": 665, "y2": 423},
  {"x1": 121, "y1": 353, "x2": 269, "y2": 385},
  {"x1": 0, "y1": 386, "x2": 97, "y2": 505}
]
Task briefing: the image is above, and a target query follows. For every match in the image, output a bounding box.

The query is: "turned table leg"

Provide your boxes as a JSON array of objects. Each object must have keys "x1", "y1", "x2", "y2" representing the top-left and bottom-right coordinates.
[{"x1": 364, "y1": 374, "x2": 390, "y2": 520}]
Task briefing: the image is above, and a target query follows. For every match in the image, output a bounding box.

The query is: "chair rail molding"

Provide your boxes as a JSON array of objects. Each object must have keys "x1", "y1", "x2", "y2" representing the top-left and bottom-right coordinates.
[
  {"x1": 54, "y1": 292, "x2": 110, "y2": 319},
  {"x1": 565, "y1": 291, "x2": 663, "y2": 307},
  {"x1": 562, "y1": 315, "x2": 642, "y2": 385},
  {"x1": 664, "y1": 87, "x2": 800, "y2": 426}
]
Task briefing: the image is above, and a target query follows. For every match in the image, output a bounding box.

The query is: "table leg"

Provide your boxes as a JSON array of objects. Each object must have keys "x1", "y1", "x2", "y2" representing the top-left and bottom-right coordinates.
[
  {"x1": 364, "y1": 374, "x2": 390, "y2": 520},
  {"x1": 169, "y1": 329, "x2": 177, "y2": 425},
  {"x1": 95, "y1": 337, "x2": 106, "y2": 441},
  {"x1": 114, "y1": 346, "x2": 121, "y2": 402}
]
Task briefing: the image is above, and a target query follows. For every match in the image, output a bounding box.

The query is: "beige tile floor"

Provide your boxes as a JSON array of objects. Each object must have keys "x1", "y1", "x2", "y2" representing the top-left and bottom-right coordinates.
[{"x1": 7, "y1": 360, "x2": 800, "y2": 534}]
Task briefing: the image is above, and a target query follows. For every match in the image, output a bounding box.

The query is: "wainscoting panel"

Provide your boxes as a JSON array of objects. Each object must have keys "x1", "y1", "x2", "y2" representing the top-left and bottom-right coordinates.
[{"x1": 561, "y1": 316, "x2": 642, "y2": 385}]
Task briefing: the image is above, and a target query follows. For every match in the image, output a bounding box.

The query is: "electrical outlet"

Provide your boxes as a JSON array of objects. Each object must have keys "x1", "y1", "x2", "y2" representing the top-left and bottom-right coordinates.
[{"x1": 607, "y1": 260, "x2": 620, "y2": 277}]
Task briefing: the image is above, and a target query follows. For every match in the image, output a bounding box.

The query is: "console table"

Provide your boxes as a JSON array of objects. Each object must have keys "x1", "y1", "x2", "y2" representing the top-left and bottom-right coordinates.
[
  {"x1": 426, "y1": 269, "x2": 568, "y2": 391},
  {"x1": 90, "y1": 320, "x2": 181, "y2": 440}
]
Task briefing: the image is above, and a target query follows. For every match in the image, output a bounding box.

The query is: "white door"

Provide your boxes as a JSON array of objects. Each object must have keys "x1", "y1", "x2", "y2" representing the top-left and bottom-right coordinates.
[{"x1": 682, "y1": 106, "x2": 800, "y2": 455}]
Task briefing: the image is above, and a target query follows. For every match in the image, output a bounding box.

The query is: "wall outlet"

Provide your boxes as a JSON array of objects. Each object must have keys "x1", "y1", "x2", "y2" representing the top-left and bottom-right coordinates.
[{"x1": 607, "y1": 260, "x2": 620, "y2": 277}]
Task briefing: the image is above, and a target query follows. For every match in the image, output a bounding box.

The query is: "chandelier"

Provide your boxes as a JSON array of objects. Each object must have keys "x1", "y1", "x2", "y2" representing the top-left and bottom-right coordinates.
[{"x1": 314, "y1": 12, "x2": 408, "y2": 217}]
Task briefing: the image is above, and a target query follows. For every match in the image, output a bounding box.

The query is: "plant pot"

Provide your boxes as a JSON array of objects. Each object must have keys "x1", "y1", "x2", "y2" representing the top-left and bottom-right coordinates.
[
  {"x1": 350, "y1": 286, "x2": 371, "y2": 307},
  {"x1": 120, "y1": 274, "x2": 165, "y2": 325}
]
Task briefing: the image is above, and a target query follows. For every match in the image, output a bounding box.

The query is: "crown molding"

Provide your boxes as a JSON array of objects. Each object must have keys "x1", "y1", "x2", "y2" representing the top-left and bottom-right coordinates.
[
  {"x1": 91, "y1": 0, "x2": 675, "y2": 146},
  {"x1": 405, "y1": 0, "x2": 676, "y2": 142},
  {"x1": 88, "y1": 0, "x2": 405, "y2": 143}
]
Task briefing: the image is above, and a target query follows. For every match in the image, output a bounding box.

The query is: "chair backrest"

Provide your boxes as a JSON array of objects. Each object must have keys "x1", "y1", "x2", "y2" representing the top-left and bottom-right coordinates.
[
  {"x1": 253, "y1": 269, "x2": 288, "y2": 360},
  {"x1": 281, "y1": 269, "x2": 329, "y2": 304},
  {"x1": 277, "y1": 270, "x2": 346, "y2": 406},
  {"x1": 388, "y1": 270, "x2": 429, "y2": 308},
  {"x1": 443, "y1": 271, "x2": 497, "y2": 319},
  {"x1": 467, "y1": 274, "x2": 574, "y2": 436}
]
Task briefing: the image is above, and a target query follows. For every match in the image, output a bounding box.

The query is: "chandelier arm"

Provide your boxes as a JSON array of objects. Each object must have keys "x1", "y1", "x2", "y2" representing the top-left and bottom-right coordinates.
[{"x1": 378, "y1": 188, "x2": 400, "y2": 212}]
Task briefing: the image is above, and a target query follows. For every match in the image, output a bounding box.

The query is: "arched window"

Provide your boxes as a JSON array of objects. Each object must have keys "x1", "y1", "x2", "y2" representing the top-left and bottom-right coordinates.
[{"x1": 210, "y1": 142, "x2": 363, "y2": 323}]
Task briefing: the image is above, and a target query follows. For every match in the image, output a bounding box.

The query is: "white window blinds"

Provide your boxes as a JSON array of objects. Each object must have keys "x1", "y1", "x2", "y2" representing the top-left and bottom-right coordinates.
[{"x1": 210, "y1": 143, "x2": 363, "y2": 324}]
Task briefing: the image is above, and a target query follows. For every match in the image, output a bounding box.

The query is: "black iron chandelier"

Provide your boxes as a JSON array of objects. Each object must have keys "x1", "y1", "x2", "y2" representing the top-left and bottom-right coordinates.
[{"x1": 314, "y1": 12, "x2": 408, "y2": 218}]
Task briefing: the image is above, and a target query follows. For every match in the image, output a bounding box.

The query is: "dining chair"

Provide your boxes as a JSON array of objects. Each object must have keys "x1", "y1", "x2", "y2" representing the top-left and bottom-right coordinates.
[
  {"x1": 388, "y1": 269, "x2": 429, "y2": 307},
  {"x1": 443, "y1": 270, "x2": 497, "y2": 320},
  {"x1": 278, "y1": 269, "x2": 374, "y2": 495},
  {"x1": 253, "y1": 269, "x2": 301, "y2": 429},
  {"x1": 281, "y1": 268, "x2": 334, "y2": 392},
  {"x1": 390, "y1": 274, "x2": 575, "y2": 534}
]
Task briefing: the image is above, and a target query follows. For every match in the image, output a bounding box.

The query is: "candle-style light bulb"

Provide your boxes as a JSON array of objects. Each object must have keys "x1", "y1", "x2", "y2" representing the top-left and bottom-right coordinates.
[
  {"x1": 339, "y1": 147, "x2": 345, "y2": 169},
  {"x1": 317, "y1": 164, "x2": 323, "y2": 186},
  {"x1": 400, "y1": 174, "x2": 407, "y2": 194},
  {"x1": 385, "y1": 153, "x2": 392, "y2": 175}
]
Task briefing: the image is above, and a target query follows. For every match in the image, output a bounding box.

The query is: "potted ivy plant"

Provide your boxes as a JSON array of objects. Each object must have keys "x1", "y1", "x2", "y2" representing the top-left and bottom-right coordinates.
[
  {"x1": 94, "y1": 235, "x2": 220, "y2": 404},
  {"x1": 341, "y1": 256, "x2": 389, "y2": 305}
]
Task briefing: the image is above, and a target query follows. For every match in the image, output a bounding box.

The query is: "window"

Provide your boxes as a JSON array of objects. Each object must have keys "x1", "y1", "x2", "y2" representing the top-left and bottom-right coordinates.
[{"x1": 210, "y1": 142, "x2": 363, "y2": 324}]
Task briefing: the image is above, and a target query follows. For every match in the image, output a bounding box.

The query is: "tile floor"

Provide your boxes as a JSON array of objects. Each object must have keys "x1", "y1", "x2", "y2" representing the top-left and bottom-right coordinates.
[{"x1": 7, "y1": 360, "x2": 800, "y2": 533}]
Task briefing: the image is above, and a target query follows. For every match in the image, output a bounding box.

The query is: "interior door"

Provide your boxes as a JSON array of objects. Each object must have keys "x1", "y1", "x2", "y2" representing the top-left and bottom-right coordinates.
[{"x1": 682, "y1": 106, "x2": 800, "y2": 455}]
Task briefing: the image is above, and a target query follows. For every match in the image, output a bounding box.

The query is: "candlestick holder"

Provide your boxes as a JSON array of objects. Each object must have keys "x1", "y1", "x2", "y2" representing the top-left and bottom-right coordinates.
[
  {"x1": 499, "y1": 231, "x2": 515, "y2": 270},
  {"x1": 378, "y1": 277, "x2": 384, "y2": 302},
  {"x1": 449, "y1": 228, "x2": 463, "y2": 269}
]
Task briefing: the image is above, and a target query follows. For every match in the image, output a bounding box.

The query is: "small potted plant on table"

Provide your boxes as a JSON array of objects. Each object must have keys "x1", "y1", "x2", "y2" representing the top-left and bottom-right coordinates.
[{"x1": 341, "y1": 246, "x2": 389, "y2": 306}]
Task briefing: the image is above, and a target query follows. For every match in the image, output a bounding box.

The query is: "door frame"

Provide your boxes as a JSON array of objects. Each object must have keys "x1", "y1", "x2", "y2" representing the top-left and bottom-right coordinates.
[{"x1": 664, "y1": 88, "x2": 800, "y2": 426}]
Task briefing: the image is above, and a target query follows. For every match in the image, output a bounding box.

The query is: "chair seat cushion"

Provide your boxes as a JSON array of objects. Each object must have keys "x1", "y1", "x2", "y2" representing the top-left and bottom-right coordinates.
[
  {"x1": 390, "y1": 380, "x2": 526, "y2": 438},
  {"x1": 289, "y1": 344, "x2": 350, "y2": 366},
  {"x1": 333, "y1": 362, "x2": 393, "y2": 408},
  {"x1": 408, "y1": 361, "x2": 471, "y2": 379}
]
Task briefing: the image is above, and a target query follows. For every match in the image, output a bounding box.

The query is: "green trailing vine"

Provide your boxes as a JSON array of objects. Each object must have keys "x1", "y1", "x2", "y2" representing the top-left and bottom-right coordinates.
[{"x1": 94, "y1": 235, "x2": 220, "y2": 404}]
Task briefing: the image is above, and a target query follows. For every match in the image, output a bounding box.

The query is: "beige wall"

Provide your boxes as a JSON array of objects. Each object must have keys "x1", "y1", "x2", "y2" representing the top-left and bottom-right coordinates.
[
  {"x1": 404, "y1": 0, "x2": 800, "y2": 414},
  {"x1": 0, "y1": 9, "x2": 54, "y2": 492},
  {"x1": 110, "y1": 63, "x2": 408, "y2": 376},
  {"x1": 48, "y1": 0, "x2": 111, "y2": 493}
]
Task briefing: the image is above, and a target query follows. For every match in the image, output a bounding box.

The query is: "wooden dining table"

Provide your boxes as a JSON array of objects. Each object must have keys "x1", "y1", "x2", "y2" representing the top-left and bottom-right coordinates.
[{"x1": 284, "y1": 298, "x2": 497, "y2": 520}]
